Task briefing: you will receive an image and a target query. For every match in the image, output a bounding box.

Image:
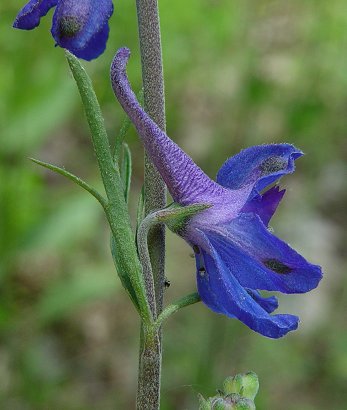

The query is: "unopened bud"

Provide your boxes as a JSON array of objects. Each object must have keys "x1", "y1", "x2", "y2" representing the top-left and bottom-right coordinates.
[
  {"x1": 201, "y1": 394, "x2": 256, "y2": 410},
  {"x1": 223, "y1": 372, "x2": 259, "y2": 400}
]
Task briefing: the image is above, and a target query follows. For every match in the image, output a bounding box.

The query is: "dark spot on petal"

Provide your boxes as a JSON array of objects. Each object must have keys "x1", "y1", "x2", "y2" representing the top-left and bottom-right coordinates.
[
  {"x1": 58, "y1": 16, "x2": 82, "y2": 38},
  {"x1": 193, "y1": 245, "x2": 200, "y2": 254},
  {"x1": 260, "y1": 156, "x2": 287, "y2": 175},
  {"x1": 263, "y1": 258, "x2": 293, "y2": 274}
]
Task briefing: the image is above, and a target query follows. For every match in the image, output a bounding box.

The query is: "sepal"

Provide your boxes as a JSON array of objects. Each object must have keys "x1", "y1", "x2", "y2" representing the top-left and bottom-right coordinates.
[
  {"x1": 198, "y1": 373, "x2": 259, "y2": 409},
  {"x1": 157, "y1": 202, "x2": 211, "y2": 234}
]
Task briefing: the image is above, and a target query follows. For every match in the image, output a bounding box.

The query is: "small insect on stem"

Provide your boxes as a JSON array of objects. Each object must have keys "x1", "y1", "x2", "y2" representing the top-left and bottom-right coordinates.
[{"x1": 164, "y1": 279, "x2": 171, "y2": 288}]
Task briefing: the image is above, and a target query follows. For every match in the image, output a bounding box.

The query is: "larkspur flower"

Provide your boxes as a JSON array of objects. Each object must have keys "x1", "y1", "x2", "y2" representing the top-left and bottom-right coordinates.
[
  {"x1": 13, "y1": 0, "x2": 114, "y2": 60},
  {"x1": 111, "y1": 47, "x2": 323, "y2": 339}
]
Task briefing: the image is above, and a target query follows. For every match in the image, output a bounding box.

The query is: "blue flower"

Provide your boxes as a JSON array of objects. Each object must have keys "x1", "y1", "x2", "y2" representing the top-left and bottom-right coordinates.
[
  {"x1": 110, "y1": 48, "x2": 323, "y2": 339},
  {"x1": 13, "y1": 0, "x2": 114, "y2": 60}
]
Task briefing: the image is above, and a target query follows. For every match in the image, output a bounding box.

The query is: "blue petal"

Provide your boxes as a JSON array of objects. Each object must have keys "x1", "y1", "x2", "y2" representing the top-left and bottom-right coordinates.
[
  {"x1": 195, "y1": 236, "x2": 299, "y2": 338},
  {"x1": 216, "y1": 144, "x2": 303, "y2": 198},
  {"x1": 197, "y1": 244, "x2": 278, "y2": 315},
  {"x1": 51, "y1": 0, "x2": 113, "y2": 60},
  {"x1": 13, "y1": 0, "x2": 57, "y2": 30},
  {"x1": 247, "y1": 290, "x2": 278, "y2": 314},
  {"x1": 201, "y1": 213, "x2": 322, "y2": 294},
  {"x1": 241, "y1": 185, "x2": 285, "y2": 226},
  {"x1": 68, "y1": 23, "x2": 109, "y2": 60}
]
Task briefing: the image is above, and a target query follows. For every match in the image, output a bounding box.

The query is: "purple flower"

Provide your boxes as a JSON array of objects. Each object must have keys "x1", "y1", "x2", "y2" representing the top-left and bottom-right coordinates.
[
  {"x1": 110, "y1": 47, "x2": 323, "y2": 339},
  {"x1": 13, "y1": 0, "x2": 114, "y2": 60}
]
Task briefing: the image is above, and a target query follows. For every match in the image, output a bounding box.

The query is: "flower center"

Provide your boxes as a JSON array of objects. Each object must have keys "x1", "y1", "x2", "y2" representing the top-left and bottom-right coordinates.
[{"x1": 58, "y1": 16, "x2": 82, "y2": 38}]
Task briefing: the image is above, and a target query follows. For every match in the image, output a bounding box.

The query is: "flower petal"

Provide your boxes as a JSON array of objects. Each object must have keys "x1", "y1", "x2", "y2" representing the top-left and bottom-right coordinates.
[
  {"x1": 202, "y1": 213, "x2": 322, "y2": 294},
  {"x1": 51, "y1": 0, "x2": 113, "y2": 60},
  {"x1": 216, "y1": 144, "x2": 303, "y2": 198},
  {"x1": 66, "y1": 23, "x2": 109, "y2": 60},
  {"x1": 247, "y1": 290, "x2": 278, "y2": 314},
  {"x1": 241, "y1": 185, "x2": 286, "y2": 226},
  {"x1": 195, "y1": 237, "x2": 299, "y2": 338},
  {"x1": 13, "y1": 0, "x2": 57, "y2": 30},
  {"x1": 111, "y1": 48, "x2": 224, "y2": 204}
]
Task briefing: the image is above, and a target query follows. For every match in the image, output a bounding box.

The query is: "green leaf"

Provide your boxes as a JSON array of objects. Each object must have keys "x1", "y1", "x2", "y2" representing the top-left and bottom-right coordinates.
[
  {"x1": 66, "y1": 51, "x2": 151, "y2": 323},
  {"x1": 136, "y1": 185, "x2": 145, "y2": 233},
  {"x1": 30, "y1": 158, "x2": 107, "y2": 209},
  {"x1": 120, "y1": 143, "x2": 132, "y2": 203},
  {"x1": 113, "y1": 112, "x2": 132, "y2": 164},
  {"x1": 110, "y1": 236, "x2": 139, "y2": 310}
]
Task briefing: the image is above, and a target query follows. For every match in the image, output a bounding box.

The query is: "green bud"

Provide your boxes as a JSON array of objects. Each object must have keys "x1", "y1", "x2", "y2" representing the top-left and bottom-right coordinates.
[
  {"x1": 233, "y1": 396, "x2": 256, "y2": 410},
  {"x1": 211, "y1": 396, "x2": 233, "y2": 410},
  {"x1": 223, "y1": 375, "x2": 243, "y2": 395},
  {"x1": 223, "y1": 372, "x2": 259, "y2": 400},
  {"x1": 201, "y1": 394, "x2": 255, "y2": 410},
  {"x1": 198, "y1": 394, "x2": 212, "y2": 410}
]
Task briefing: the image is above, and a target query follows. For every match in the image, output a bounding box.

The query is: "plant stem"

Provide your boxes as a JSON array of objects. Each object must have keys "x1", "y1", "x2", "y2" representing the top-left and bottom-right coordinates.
[
  {"x1": 135, "y1": 0, "x2": 166, "y2": 408},
  {"x1": 136, "y1": 0, "x2": 166, "y2": 316},
  {"x1": 154, "y1": 292, "x2": 201, "y2": 331}
]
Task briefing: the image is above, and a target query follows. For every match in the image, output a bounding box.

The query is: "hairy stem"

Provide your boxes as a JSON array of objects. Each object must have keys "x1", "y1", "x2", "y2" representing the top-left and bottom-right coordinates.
[
  {"x1": 136, "y1": 0, "x2": 166, "y2": 316},
  {"x1": 135, "y1": 0, "x2": 166, "y2": 408},
  {"x1": 154, "y1": 292, "x2": 201, "y2": 331}
]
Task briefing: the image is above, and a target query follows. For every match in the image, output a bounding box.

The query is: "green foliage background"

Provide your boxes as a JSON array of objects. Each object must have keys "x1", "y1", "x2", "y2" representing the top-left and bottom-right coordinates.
[{"x1": 1, "y1": 1, "x2": 347, "y2": 408}]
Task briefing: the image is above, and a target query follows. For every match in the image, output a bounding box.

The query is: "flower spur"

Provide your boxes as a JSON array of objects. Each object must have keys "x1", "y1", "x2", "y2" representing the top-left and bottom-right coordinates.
[
  {"x1": 111, "y1": 47, "x2": 322, "y2": 339},
  {"x1": 13, "y1": 0, "x2": 114, "y2": 60}
]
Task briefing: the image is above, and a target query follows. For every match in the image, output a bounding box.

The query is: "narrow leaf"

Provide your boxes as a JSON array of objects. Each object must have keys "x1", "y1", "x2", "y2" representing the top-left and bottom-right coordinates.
[
  {"x1": 30, "y1": 157, "x2": 107, "y2": 209},
  {"x1": 121, "y1": 143, "x2": 132, "y2": 203},
  {"x1": 136, "y1": 185, "x2": 145, "y2": 233}
]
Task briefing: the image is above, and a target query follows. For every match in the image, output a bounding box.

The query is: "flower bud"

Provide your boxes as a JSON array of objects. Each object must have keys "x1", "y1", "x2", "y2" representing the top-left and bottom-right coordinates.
[
  {"x1": 223, "y1": 372, "x2": 259, "y2": 400},
  {"x1": 210, "y1": 394, "x2": 255, "y2": 409}
]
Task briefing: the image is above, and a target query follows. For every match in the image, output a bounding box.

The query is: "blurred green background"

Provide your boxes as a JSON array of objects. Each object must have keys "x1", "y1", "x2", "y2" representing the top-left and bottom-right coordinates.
[{"x1": 1, "y1": 0, "x2": 347, "y2": 409}]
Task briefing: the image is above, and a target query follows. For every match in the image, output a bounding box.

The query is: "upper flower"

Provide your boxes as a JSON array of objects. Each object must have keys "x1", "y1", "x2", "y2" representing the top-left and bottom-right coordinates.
[
  {"x1": 13, "y1": 0, "x2": 114, "y2": 60},
  {"x1": 110, "y1": 47, "x2": 323, "y2": 339}
]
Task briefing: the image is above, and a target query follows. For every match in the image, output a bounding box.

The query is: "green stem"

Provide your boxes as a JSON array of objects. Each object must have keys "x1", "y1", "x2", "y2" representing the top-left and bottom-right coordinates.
[
  {"x1": 66, "y1": 52, "x2": 152, "y2": 324},
  {"x1": 136, "y1": 0, "x2": 166, "y2": 316},
  {"x1": 154, "y1": 292, "x2": 201, "y2": 331},
  {"x1": 137, "y1": 210, "x2": 159, "y2": 320},
  {"x1": 135, "y1": 0, "x2": 166, "y2": 407}
]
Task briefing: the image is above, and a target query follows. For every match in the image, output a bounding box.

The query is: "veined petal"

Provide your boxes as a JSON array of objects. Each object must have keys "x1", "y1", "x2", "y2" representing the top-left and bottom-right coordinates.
[
  {"x1": 216, "y1": 144, "x2": 303, "y2": 198},
  {"x1": 202, "y1": 213, "x2": 322, "y2": 294},
  {"x1": 241, "y1": 185, "x2": 285, "y2": 226},
  {"x1": 111, "y1": 48, "x2": 224, "y2": 205},
  {"x1": 195, "y1": 236, "x2": 299, "y2": 338},
  {"x1": 51, "y1": 0, "x2": 113, "y2": 60},
  {"x1": 13, "y1": 0, "x2": 57, "y2": 30}
]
